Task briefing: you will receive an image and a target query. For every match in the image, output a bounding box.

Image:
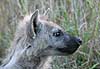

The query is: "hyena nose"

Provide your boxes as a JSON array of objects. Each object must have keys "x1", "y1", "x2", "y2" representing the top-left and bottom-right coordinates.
[{"x1": 75, "y1": 37, "x2": 82, "y2": 45}]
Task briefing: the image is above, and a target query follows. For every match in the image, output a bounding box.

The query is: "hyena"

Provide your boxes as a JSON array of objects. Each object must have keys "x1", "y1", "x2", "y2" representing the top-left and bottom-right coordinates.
[{"x1": 0, "y1": 10, "x2": 82, "y2": 69}]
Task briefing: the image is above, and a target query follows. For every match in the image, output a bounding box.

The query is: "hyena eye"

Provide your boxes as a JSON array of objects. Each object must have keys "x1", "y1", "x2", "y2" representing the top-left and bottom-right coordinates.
[{"x1": 53, "y1": 30, "x2": 63, "y2": 37}]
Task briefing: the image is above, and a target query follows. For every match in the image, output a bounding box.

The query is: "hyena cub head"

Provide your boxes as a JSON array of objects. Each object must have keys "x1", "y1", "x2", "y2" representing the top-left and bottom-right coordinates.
[{"x1": 27, "y1": 10, "x2": 82, "y2": 56}]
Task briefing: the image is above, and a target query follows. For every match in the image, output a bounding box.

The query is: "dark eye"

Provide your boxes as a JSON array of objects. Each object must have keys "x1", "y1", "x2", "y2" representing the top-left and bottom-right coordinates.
[{"x1": 53, "y1": 30, "x2": 63, "y2": 37}]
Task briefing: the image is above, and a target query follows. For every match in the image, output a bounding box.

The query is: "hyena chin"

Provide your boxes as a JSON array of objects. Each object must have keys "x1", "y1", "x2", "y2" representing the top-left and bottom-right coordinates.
[{"x1": 1, "y1": 10, "x2": 82, "y2": 69}]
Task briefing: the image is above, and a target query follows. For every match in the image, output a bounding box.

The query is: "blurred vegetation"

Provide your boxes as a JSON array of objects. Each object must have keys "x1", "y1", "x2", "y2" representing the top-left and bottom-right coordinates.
[{"x1": 0, "y1": 0, "x2": 100, "y2": 69}]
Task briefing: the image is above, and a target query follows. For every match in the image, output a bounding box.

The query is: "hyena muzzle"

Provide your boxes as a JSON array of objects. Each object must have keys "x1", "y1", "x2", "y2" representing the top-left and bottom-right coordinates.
[{"x1": 1, "y1": 10, "x2": 82, "y2": 69}]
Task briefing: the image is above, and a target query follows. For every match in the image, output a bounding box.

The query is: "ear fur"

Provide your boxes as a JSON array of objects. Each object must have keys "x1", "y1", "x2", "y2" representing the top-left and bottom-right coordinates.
[
  {"x1": 28, "y1": 9, "x2": 39, "y2": 39},
  {"x1": 31, "y1": 9, "x2": 39, "y2": 35},
  {"x1": 43, "y1": 8, "x2": 51, "y2": 16}
]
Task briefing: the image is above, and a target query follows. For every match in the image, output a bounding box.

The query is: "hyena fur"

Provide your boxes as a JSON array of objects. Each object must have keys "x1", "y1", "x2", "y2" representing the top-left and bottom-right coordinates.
[{"x1": 0, "y1": 10, "x2": 82, "y2": 69}]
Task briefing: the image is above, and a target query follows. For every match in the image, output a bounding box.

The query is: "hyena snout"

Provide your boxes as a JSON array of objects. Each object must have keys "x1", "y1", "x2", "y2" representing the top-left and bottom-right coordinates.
[
  {"x1": 57, "y1": 34, "x2": 82, "y2": 55},
  {"x1": 73, "y1": 37, "x2": 82, "y2": 45}
]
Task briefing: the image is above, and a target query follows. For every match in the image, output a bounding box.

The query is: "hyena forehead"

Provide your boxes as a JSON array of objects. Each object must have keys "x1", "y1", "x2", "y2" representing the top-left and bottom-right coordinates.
[{"x1": 42, "y1": 20, "x2": 64, "y2": 31}]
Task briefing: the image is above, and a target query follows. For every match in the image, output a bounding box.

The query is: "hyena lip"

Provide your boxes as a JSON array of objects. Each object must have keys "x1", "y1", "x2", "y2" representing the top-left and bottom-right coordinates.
[{"x1": 56, "y1": 47, "x2": 79, "y2": 54}]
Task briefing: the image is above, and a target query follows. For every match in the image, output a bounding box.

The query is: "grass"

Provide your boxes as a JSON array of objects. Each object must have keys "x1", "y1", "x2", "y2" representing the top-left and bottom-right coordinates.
[
  {"x1": 0, "y1": 0, "x2": 100, "y2": 69},
  {"x1": 50, "y1": 0, "x2": 100, "y2": 69}
]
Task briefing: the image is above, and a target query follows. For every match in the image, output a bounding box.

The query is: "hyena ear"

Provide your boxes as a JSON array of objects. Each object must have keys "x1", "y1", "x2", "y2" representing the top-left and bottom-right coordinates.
[
  {"x1": 43, "y1": 8, "x2": 51, "y2": 16},
  {"x1": 30, "y1": 9, "x2": 39, "y2": 39}
]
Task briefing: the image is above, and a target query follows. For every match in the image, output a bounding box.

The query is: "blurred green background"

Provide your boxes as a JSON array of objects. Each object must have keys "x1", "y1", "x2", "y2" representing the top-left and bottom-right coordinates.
[{"x1": 0, "y1": 0, "x2": 100, "y2": 69}]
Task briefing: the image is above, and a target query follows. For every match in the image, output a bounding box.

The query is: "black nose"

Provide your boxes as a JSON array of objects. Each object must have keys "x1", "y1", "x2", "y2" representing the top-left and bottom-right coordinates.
[{"x1": 75, "y1": 37, "x2": 82, "y2": 45}]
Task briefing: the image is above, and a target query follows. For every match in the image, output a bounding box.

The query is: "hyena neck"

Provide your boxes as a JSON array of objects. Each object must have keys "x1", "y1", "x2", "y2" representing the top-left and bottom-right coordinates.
[
  {"x1": 32, "y1": 56, "x2": 52, "y2": 69},
  {"x1": 17, "y1": 55, "x2": 52, "y2": 69},
  {"x1": 4, "y1": 51, "x2": 52, "y2": 69}
]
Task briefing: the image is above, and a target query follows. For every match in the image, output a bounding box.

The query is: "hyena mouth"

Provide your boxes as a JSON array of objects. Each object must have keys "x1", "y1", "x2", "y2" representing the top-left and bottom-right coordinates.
[{"x1": 56, "y1": 47, "x2": 79, "y2": 54}]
